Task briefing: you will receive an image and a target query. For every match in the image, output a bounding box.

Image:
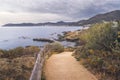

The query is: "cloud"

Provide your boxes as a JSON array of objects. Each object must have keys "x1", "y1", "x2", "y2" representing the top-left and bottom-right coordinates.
[
  {"x1": 0, "y1": 0, "x2": 120, "y2": 24},
  {"x1": 0, "y1": 12, "x2": 74, "y2": 25}
]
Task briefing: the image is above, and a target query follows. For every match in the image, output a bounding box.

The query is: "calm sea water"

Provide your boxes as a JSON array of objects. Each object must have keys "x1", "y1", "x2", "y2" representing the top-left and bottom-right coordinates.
[{"x1": 0, "y1": 26, "x2": 82, "y2": 49}]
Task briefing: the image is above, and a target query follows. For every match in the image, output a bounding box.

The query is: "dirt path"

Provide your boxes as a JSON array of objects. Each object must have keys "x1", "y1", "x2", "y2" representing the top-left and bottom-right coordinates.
[{"x1": 45, "y1": 52, "x2": 97, "y2": 80}]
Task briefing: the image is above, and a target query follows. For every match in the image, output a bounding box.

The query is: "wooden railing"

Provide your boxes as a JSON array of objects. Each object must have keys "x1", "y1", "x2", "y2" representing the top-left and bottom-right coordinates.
[{"x1": 29, "y1": 47, "x2": 50, "y2": 80}]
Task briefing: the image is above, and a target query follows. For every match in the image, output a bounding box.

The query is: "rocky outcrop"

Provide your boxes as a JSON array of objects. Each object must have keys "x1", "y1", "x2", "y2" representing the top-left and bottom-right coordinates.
[
  {"x1": 57, "y1": 31, "x2": 80, "y2": 42},
  {"x1": 33, "y1": 38, "x2": 54, "y2": 43}
]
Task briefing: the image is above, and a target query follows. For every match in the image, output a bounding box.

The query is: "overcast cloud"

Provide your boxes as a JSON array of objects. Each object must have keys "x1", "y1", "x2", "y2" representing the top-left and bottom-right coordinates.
[{"x1": 0, "y1": 0, "x2": 120, "y2": 25}]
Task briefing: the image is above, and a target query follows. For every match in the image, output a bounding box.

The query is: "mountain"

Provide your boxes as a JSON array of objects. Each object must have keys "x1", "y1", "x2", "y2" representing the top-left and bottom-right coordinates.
[
  {"x1": 77, "y1": 10, "x2": 120, "y2": 25},
  {"x1": 3, "y1": 10, "x2": 120, "y2": 26},
  {"x1": 3, "y1": 21, "x2": 75, "y2": 26}
]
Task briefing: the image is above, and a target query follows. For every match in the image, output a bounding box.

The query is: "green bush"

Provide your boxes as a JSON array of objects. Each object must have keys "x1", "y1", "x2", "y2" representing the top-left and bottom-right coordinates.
[
  {"x1": 45, "y1": 42, "x2": 64, "y2": 53},
  {"x1": 80, "y1": 22, "x2": 118, "y2": 51},
  {"x1": 74, "y1": 22, "x2": 120, "y2": 80}
]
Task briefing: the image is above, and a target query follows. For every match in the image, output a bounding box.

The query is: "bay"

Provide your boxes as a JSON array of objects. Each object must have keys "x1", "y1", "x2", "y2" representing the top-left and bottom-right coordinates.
[{"x1": 0, "y1": 26, "x2": 82, "y2": 49}]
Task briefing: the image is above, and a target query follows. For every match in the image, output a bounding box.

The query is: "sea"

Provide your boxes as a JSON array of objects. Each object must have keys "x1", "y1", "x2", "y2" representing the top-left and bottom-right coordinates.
[{"x1": 0, "y1": 26, "x2": 82, "y2": 50}]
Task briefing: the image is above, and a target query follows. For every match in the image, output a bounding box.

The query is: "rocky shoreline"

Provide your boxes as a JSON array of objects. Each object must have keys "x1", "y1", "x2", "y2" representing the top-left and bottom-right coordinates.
[{"x1": 57, "y1": 30, "x2": 86, "y2": 46}]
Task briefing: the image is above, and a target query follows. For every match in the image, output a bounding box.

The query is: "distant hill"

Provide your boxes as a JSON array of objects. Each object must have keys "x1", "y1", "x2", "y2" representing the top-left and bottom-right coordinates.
[
  {"x1": 3, "y1": 10, "x2": 120, "y2": 26},
  {"x1": 3, "y1": 21, "x2": 76, "y2": 27},
  {"x1": 77, "y1": 10, "x2": 120, "y2": 25}
]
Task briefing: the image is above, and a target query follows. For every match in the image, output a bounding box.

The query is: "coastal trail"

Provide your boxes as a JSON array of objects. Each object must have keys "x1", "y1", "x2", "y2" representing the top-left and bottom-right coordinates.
[{"x1": 44, "y1": 52, "x2": 97, "y2": 80}]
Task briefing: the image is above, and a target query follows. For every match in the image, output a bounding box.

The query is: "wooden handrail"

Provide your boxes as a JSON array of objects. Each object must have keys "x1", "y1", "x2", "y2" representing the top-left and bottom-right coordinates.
[{"x1": 29, "y1": 48, "x2": 48, "y2": 80}]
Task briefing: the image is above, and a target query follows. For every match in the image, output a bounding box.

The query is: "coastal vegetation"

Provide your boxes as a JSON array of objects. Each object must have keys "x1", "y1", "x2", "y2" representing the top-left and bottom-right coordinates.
[
  {"x1": 1, "y1": 10, "x2": 120, "y2": 80},
  {"x1": 44, "y1": 42, "x2": 64, "y2": 58},
  {"x1": 0, "y1": 46, "x2": 40, "y2": 80},
  {"x1": 2, "y1": 21, "x2": 120, "y2": 80},
  {"x1": 73, "y1": 22, "x2": 120, "y2": 80}
]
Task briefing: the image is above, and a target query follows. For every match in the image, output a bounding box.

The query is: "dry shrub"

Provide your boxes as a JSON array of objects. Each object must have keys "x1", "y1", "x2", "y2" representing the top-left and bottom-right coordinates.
[{"x1": 0, "y1": 46, "x2": 40, "y2": 80}]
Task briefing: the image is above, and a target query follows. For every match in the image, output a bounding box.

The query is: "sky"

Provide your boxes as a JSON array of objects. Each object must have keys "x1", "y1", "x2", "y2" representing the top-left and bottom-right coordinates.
[{"x1": 0, "y1": 0, "x2": 120, "y2": 25}]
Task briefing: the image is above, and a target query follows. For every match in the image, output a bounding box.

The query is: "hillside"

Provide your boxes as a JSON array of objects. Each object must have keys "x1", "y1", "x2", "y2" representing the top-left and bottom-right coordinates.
[
  {"x1": 62, "y1": 22, "x2": 120, "y2": 80},
  {"x1": 0, "y1": 46, "x2": 40, "y2": 80},
  {"x1": 3, "y1": 21, "x2": 75, "y2": 26},
  {"x1": 77, "y1": 10, "x2": 120, "y2": 25},
  {"x1": 3, "y1": 10, "x2": 120, "y2": 26}
]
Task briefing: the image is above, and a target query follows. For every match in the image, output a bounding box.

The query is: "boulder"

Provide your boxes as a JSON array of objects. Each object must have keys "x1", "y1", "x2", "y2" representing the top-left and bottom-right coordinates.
[{"x1": 33, "y1": 38, "x2": 54, "y2": 43}]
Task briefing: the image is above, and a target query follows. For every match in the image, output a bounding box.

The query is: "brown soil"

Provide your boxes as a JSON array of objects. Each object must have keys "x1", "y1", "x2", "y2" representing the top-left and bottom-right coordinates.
[{"x1": 45, "y1": 52, "x2": 97, "y2": 80}]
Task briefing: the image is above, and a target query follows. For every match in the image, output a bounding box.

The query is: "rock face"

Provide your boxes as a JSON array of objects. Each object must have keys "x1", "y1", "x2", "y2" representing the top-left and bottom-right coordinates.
[
  {"x1": 33, "y1": 38, "x2": 54, "y2": 43},
  {"x1": 57, "y1": 31, "x2": 80, "y2": 42}
]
